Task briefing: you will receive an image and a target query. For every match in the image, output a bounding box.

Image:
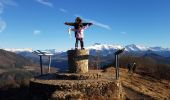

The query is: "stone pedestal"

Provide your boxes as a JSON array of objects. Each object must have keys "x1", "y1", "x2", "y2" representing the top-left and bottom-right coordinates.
[
  {"x1": 67, "y1": 49, "x2": 89, "y2": 73},
  {"x1": 29, "y1": 70, "x2": 125, "y2": 100}
]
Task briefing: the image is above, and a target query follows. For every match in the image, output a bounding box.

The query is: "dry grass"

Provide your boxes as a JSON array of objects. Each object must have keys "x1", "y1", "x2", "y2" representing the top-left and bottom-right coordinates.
[{"x1": 103, "y1": 68, "x2": 170, "y2": 100}]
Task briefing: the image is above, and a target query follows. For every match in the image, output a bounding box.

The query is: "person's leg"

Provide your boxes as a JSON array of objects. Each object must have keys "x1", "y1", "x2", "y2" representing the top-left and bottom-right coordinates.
[
  {"x1": 80, "y1": 38, "x2": 84, "y2": 49},
  {"x1": 75, "y1": 38, "x2": 78, "y2": 49},
  {"x1": 128, "y1": 66, "x2": 130, "y2": 72},
  {"x1": 133, "y1": 66, "x2": 136, "y2": 72}
]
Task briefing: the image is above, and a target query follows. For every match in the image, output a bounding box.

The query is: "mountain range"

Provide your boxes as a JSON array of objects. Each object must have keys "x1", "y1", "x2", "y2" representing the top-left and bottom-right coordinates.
[
  {"x1": 2, "y1": 44, "x2": 170, "y2": 70},
  {"x1": 3, "y1": 44, "x2": 170, "y2": 57}
]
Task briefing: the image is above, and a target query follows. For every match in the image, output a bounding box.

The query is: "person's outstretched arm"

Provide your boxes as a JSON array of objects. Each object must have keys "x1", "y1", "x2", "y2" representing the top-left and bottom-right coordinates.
[
  {"x1": 64, "y1": 22, "x2": 75, "y2": 26},
  {"x1": 71, "y1": 29, "x2": 77, "y2": 32},
  {"x1": 82, "y1": 23, "x2": 93, "y2": 26}
]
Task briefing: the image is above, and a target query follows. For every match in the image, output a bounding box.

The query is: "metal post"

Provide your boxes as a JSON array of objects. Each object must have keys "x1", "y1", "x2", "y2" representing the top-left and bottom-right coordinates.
[
  {"x1": 114, "y1": 48, "x2": 125, "y2": 80},
  {"x1": 115, "y1": 54, "x2": 118, "y2": 80},
  {"x1": 117, "y1": 55, "x2": 119, "y2": 78},
  {"x1": 48, "y1": 56, "x2": 51, "y2": 73},
  {"x1": 40, "y1": 55, "x2": 43, "y2": 75},
  {"x1": 33, "y1": 50, "x2": 53, "y2": 75}
]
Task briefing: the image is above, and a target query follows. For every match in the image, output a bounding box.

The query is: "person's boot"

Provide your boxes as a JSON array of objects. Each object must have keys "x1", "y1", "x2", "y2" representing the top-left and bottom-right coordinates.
[{"x1": 75, "y1": 42, "x2": 78, "y2": 50}]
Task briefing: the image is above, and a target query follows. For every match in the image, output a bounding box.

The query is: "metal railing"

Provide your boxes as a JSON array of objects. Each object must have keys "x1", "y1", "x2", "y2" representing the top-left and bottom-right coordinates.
[{"x1": 33, "y1": 50, "x2": 53, "y2": 75}]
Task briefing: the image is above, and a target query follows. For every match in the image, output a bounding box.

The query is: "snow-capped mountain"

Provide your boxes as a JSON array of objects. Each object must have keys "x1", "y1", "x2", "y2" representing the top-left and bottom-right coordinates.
[
  {"x1": 2, "y1": 44, "x2": 170, "y2": 70},
  {"x1": 89, "y1": 44, "x2": 170, "y2": 51},
  {"x1": 2, "y1": 44, "x2": 170, "y2": 57},
  {"x1": 149, "y1": 47, "x2": 170, "y2": 51},
  {"x1": 86, "y1": 43, "x2": 123, "y2": 56},
  {"x1": 87, "y1": 44, "x2": 170, "y2": 52},
  {"x1": 87, "y1": 43, "x2": 123, "y2": 50},
  {"x1": 3, "y1": 48, "x2": 33, "y2": 53},
  {"x1": 125, "y1": 44, "x2": 148, "y2": 51},
  {"x1": 86, "y1": 43, "x2": 170, "y2": 56}
]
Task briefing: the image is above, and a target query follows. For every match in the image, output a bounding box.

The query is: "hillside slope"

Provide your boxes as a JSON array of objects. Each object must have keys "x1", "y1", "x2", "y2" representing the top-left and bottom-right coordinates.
[
  {"x1": 105, "y1": 67, "x2": 170, "y2": 99},
  {"x1": 0, "y1": 49, "x2": 57, "y2": 100},
  {"x1": 0, "y1": 49, "x2": 34, "y2": 68}
]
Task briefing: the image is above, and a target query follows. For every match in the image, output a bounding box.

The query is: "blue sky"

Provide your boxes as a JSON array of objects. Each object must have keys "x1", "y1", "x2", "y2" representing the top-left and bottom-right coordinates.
[{"x1": 0, "y1": 0, "x2": 170, "y2": 50}]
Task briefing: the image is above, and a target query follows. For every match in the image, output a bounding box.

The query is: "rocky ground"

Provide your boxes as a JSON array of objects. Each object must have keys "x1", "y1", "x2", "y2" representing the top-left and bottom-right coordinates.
[
  {"x1": 30, "y1": 70, "x2": 124, "y2": 100},
  {"x1": 29, "y1": 68, "x2": 170, "y2": 100}
]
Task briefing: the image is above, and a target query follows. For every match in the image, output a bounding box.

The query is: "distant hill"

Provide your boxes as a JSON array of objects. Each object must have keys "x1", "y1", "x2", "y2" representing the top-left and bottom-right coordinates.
[
  {"x1": 142, "y1": 52, "x2": 170, "y2": 65},
  {"x1": 0, "y1": 49, "x2": 35, "y2": 69}
]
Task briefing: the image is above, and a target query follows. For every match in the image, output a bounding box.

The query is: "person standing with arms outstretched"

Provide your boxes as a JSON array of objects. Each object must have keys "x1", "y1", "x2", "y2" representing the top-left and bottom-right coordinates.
[{"x1": 65, "y1": 17, "x2": 93, "y2": 50}]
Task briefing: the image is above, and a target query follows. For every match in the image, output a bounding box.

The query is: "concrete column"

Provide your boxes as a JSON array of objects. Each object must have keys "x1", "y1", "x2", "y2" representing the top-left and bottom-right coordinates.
[{"x1": 67, "y1": 49, "x2": 89, "y2": 73}]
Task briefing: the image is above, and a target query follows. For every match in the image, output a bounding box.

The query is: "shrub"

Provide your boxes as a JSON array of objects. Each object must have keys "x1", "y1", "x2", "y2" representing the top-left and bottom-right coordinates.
[{"x1": 0, "y1": 69, "x2": 36, "y2": 89}]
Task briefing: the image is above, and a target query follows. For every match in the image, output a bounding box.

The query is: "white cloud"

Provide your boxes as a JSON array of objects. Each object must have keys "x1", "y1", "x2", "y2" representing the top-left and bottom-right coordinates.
[
  {"x1": 74, "y1": 15, "x2": 111, "y2": 30},
  {"x1": 59, "y1": 8, "x2": 67, "y2": 13},
  {"x1": 1, "y1": 0, "x2": 17, "y2": 6},
  {"x1": 121, "y1": 32, "x2": 127, "y2": 34},
  {"x1": 89, "y1": 20, "x2": 111, "y2": 30},
  {"x1": 0, "y1": 18, "x2": 7, "y2": 33},
  {"x1": 33, "y1": 30, "x2": 41, "y2": 35},
  {"x1": 0, "y1": 0, "x2": 17, "y2": 33},
  {"x1": 36, "y1": 0, "x2": 53, "y2": 8},
  {"x1": 0, "y1": 0, "x2": 17, "y2": 15},
  {"x1": 0, "y1": 2, "x2": 4, "y2": 14}
]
